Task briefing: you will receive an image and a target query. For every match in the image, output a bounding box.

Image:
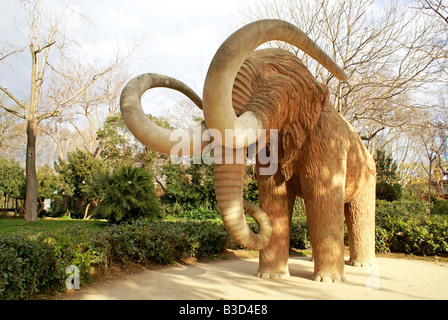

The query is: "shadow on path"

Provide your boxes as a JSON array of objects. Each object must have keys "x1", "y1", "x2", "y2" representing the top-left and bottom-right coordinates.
[{"x1": 59, "y1": 256, "x2": 448, "y2": 300}]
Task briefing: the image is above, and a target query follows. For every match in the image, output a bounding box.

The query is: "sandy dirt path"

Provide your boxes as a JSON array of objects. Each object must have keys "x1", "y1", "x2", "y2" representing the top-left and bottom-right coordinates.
[{"x1": 59, "y1": 254, "x2": 448, "y2": 300}]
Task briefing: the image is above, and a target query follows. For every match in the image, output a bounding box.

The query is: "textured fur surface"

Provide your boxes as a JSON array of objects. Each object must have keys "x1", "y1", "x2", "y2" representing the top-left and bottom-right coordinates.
[{"x1": 232, "y1": 48, "x2": 376, "y2": 282}]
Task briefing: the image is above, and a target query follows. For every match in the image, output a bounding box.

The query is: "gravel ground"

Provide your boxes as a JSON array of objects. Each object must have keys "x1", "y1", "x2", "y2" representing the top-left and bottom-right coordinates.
[{"x1": 58, "y1": 253, "x2": 448, "y2": 300}]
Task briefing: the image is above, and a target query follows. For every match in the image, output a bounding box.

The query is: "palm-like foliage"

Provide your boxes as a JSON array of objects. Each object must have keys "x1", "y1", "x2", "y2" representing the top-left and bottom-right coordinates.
[{"x1": 89, "y1": 166, "x2": 160, "y2": 224}]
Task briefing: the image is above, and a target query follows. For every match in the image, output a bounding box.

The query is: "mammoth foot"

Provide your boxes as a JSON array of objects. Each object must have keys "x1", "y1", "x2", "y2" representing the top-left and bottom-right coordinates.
[
  {"x1": 312, "y1": 272, "x2": 346, "y2": 283},
  {"x1": 348, "y1": 259, "x2": 376, "y2": 268},
  {"x1": 256, "y1": 270, "x2": 290, "y2": 280}
]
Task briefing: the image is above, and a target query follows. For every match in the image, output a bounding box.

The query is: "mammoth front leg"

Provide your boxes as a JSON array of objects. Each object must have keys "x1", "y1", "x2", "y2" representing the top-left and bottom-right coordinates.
[
  {"x1": 305, "y1": 192, "x2": 346, "y2": 283},
  {"x1": 256, "y1": 172, "x2": 294, "y2": 279}
]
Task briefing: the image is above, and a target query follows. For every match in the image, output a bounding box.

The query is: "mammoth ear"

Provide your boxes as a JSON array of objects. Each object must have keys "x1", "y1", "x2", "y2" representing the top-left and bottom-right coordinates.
[
  {"x1": 297, "y1": 79, "x2": 329, "y2": 133},
  {"x1": 279, "y1": 79, "x2": 329, "y2": 181},
  {"x1": 280, "y1": 122, "x2": 306, "y2": 181},
  {"x1": 232, "y1": 61, "x2": 254, "y2": 116}
]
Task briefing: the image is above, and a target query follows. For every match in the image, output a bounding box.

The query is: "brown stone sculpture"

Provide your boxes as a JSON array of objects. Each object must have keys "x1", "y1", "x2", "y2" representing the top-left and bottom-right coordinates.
[{"x1": 120, "y1": 20, "x2": 377, "y2": 283}]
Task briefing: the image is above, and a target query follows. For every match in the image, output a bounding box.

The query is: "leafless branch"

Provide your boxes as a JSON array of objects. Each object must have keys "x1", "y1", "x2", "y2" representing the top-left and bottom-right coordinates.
[
  {"x1": 0, "y1": 45, "x2": 27, "y2": 63},
  {"x1": 34, "y1": 40, "x2": 56, "y2": 54},
  {"x1": 0, "y1": 102, "x2": 25, "y2": 119},
  {"x1": 361, "y1": 127, "x2": 385, "y2": 141},
  {"x1": 0, "y1": 86, "x2": 27, "y2": 110},
  {"x1": 418, "y1": 0, "x2": 448, "y2": 25}
]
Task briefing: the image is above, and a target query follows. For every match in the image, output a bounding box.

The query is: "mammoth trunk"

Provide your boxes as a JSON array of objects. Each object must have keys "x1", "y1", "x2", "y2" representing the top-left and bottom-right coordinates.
[{"x1": 214, "y1": 163, "x2": 272, "y2": 251}]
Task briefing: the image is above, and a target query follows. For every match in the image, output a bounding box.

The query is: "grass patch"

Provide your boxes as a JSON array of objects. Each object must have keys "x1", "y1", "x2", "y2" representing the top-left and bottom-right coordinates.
[{"x1": 0, "y1": 217, "x2": 107, "y2": 234}]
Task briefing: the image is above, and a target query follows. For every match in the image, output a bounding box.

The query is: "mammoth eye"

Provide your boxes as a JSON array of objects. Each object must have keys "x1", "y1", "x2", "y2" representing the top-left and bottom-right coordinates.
[{"x1": 265, "y1": 65, "x2": 278, "y2": 74}]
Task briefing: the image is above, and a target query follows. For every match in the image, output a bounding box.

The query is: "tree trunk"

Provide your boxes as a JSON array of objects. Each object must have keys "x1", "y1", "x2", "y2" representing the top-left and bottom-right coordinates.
[
  {"x1": 25, "y1": 119, "x2": 38, "y2": 222},
  {"x1": 428, "y1": 159, "x2": 432, "y2": 215},
  {"x1": 83, "y1": 202, "x2": 91, "y2": 220}
]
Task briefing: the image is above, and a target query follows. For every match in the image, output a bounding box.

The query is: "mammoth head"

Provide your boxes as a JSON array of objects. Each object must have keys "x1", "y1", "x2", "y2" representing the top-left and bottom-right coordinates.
[
  {"x1": 202, "y1": 19, "x2": 346, "y2": 150},
  {"x1": 232, "y1": 48, "x2": 330, "y2": 148},
  {"x1": 120, "y1": 19, "x2": 346, "y2": 252}
]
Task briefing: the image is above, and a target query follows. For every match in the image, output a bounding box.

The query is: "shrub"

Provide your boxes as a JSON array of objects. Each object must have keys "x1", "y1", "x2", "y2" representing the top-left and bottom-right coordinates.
[
  {"x1": 50, "y1": 227, "x2": 107, "y2": 286},
  {"x1": 290, "y1": 217, "x2": 311, "y2": 250},
  {"x1": 0, "y1": 219, "x2": 231, "y2": 299},
  {"x1": 104, "y1": 221, "x2": 183, "y2": 265},
  {"x1": 0, "y1": 233, "x2": 56, "y2": 299},
  {"x1": 246, "y1": 214, "x2": 310, "y2": 250},
  {"x1": 0, "y1": 157, "x2": 25, "y2": 200},
  {"x1": 179, "y1": 220, "x2": 230, "y2": 257},
  {"x1": 243, "y1": 179, "x2": 259, "y2": 205},
  {"x1": 376, "y1": 199, "x2": 429, "y2": 218},
  {"x1": 0, "y1": 226, "x2": 106, "y2": 299},
  {"x1": 89, "y1": 166, "x2": 161, "y2": 224},
  {"x1": 103, "y1": 220, "x2": 230, "y2": 264},
  {"x1": 375, "y1": 199, "x2": 448, "y2": 255},
  {"x1": 292, "y1": 198, "x2": 306, "y2": 217},
  {"x1": 163, "y1": 203, "x2": 220, "y2": 220},
  {"x1": 376, "y1": 181, "x2": 402, "y2": 202},
  {"x1": 2, "y1": 199, "x2": 447, "y2": 299},
  {"x1": 55, "y1": 149, "x2": 106, "y2": 202},
  {"x1": 160, "y1": 160, "x2": 216, "y2": 213},
  {"x1": 432, "y1": 197, "x2": 448, "y2": 216}
]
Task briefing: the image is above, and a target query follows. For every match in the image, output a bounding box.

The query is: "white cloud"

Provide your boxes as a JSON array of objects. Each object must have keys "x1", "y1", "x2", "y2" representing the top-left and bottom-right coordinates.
[{"x1": 0, "y1": 0, "x2": 257, "y2": 114}]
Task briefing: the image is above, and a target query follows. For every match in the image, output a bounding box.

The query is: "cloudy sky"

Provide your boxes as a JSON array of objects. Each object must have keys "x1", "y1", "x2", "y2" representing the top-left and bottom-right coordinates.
[{"x1": 0, "y1": 0, "x2": 258, "y2": 116}]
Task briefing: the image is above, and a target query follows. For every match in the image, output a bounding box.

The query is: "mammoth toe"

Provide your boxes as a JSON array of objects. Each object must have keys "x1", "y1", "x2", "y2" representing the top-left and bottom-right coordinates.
[
  {"x1": 312, "y1": 272, "x2": 345, "y2": 283},
  {"x1": 256, "y1": 271, "x2": 290, "y2": 280},
  {"x1": 348, "y1": 259, "x2": 376, "y2": 268}
]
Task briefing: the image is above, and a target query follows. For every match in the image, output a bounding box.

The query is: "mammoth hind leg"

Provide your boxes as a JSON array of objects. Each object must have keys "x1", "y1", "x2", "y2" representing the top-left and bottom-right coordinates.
[{"x1": 344, "y1": 194, "x2": 376, "y2": 267}]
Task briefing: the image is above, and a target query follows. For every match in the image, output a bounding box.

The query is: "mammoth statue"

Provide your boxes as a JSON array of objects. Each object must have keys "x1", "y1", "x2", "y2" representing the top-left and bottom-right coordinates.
[{"x1": 120, "y1": 20, "x2": 376, "y2": 283}]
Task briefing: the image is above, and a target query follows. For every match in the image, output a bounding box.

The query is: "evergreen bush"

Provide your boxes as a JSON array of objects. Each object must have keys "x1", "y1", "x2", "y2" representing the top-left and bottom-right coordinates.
[
  {"x1": 432, "y1": 197, "x2": 448, "y2": 216},
  {"x1": 89, "y1": 166, "x2": 161, "y2": 224},
  {"x1": 375, "y1": 199, "x2": 448, "y2": 255}
]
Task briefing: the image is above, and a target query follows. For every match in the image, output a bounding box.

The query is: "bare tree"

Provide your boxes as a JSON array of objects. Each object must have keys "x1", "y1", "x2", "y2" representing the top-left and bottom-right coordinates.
[
  {"x1": 42, "y1": 62, "x2": 131, "y2": 158},
  {"x1": 242, "y1": 0, "x2": 441, "y2": 141},
  {"x1": 163, "y1": 99, "x2": 203, "y2": 130},
  {"x1": 41, "y1": 112, "x2": 77, "y2": 160},
  {"x1": 413, "y1": 119, "x2": 448, "y2": 210},
  {"x1": 389, "y1": 133, "x2": 423, "y2": 187},
  {"x1": 0, "y1": 106, "x2": 26, "y2": 161},
  {"x1": 418, "y1": 0, "x2": 448, "y2": 25},
  {"x1": 0, "y1": 0, "x2": 130, "y2": 221}
]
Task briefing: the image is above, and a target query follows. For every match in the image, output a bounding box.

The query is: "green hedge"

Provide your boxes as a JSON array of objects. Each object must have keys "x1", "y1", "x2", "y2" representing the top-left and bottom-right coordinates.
[
  {"x1": 375, "y1": 200, "x2": 448, "y2": 255},
  {"x1": 432, "y1": 197, "x2": 448, "y2": 216},
  {"x1": 287, "y1": 199, "x2": 448, "y2": 256},
  {"x1": 101, "y1": 220, "x2": 230, "y2": 265},
  {"x1": 1, "y1": 199, "x2": 447, "y2": 299},
  {"x1": 0, "y1": 234, "x2": 57, "y2": 299},
  {"x1": 289, "y1": 217, "x2": 311, "y2": 250},
  {"x1": 0, "y1": 229, "x2": 103, "y2": 299},
  {"x1": 0, "y1": 220, "x2": 230, "y2": 300}
]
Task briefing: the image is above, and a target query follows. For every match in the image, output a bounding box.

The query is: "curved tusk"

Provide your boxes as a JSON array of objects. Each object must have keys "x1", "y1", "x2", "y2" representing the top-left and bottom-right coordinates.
[
  {"x1": 120, "y1": 73, "x2": 209, "y2": 156},
  {"x1": 202, "y1": 19, "x2": 347, "y2": 149}
]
